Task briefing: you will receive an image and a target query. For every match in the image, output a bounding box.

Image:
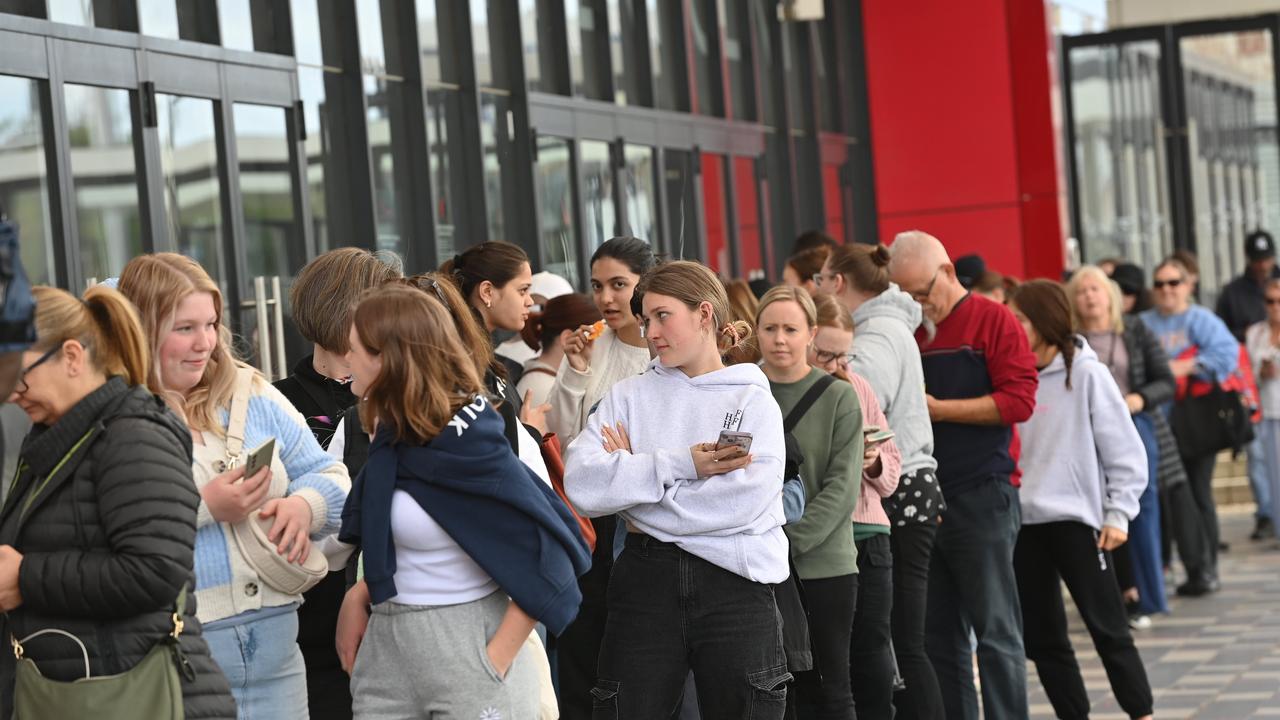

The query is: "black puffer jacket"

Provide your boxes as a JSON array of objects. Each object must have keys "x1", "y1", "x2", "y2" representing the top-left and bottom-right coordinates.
[
  {"x1": 1122, "y1": 315, "x2": 1188, "y2": 489},
  {"x1": 0, "y1": 378, "x2": 235, "y2": 719}
]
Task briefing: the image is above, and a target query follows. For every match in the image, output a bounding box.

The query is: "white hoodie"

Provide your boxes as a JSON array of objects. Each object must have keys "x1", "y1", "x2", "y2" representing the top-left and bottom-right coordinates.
[
  {"x1": 564, "y1": 360, "x2": 789, "y2": 584},
  {"x1": 1017, "y1": 337, "x2": 1147, "y2": 533}
]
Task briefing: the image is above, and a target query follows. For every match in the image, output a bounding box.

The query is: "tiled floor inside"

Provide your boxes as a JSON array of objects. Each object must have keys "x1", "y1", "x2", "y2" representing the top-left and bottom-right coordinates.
[{"x1": 1027, "y1": 508, "x2": 1280, "y2": 719}]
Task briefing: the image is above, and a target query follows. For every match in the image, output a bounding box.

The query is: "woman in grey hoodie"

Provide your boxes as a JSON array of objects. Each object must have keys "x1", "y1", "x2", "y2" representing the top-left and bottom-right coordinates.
[
  {"x1": 820, "y1": 243, "x2": 942, "y2": 720},
  {"x1": 1008, "y1": 280, "x2": 1153, "y2": 720}
]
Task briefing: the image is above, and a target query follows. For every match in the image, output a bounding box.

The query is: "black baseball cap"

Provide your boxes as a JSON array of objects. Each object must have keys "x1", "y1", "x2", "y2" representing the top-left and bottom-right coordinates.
[
  {"x1": 954, "y1": 254, "x2": 986, "y2": 290},
  {"x1": 1110, "y1": 263, "x2": 1144, "y2": 296},
  {"x1": 1246, "y1": 230, "x2": 1275, "y2": 262}
]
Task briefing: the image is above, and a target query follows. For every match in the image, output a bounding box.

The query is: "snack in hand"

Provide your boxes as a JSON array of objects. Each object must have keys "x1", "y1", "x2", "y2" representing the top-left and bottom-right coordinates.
[{"x1": 585, "y1": 319, "x2": 606, "y2": 340}]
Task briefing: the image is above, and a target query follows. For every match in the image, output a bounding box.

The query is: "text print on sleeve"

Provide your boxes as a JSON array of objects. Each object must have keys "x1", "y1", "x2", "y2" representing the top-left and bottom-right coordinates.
[{"x1": 447, "y1": 396, "x2": 490, "y2": 436}]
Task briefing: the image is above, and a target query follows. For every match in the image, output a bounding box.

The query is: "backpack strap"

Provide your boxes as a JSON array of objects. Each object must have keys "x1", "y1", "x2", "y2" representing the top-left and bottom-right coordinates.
[{"x1": 784, "y1": 374, "x2": 836, "y2": 434}]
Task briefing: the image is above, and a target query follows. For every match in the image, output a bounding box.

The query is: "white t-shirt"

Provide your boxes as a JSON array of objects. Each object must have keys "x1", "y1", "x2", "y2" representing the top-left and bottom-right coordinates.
[{"x1": 388, "y1": 490, "x2": 499, "y2": 605}]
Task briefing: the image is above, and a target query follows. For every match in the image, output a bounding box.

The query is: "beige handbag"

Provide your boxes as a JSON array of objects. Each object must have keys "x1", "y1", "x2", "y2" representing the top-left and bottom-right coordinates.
[{"x1": 224, "y1": 367, "x2": 328, "y2": 595}]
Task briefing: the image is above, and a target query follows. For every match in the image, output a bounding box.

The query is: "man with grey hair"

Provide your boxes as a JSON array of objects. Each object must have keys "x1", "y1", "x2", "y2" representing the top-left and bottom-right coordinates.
[{"x1": 889, "y1": 230, "x2": 1038, "y2": 720}]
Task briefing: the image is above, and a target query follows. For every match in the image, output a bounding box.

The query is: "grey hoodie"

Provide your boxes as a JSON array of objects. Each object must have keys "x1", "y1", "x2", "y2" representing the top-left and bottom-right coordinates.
[
  {"x1": 1017, "y1": 338, "x2": 1147, "y2": 532},
  {"x1": 850, "y1": 284, "x2": 937, "y2": 475},
  {"x1": 563, "y1": 360, "x2": 789, "y2": 584}
]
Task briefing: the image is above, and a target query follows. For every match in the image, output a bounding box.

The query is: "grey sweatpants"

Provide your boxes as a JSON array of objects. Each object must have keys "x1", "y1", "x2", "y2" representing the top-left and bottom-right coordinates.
[{"x1": 351, "y1": 591, "x2": 541, "y2": 720}]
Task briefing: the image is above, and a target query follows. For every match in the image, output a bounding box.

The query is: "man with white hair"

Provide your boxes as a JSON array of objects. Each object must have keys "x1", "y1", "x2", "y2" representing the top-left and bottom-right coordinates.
[{"x1": 889, "y1": 230, "x2": 1038, "y2": 720}]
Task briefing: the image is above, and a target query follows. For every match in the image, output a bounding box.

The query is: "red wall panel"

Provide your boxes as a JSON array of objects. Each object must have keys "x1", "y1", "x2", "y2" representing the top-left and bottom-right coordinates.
[
  {"x1": 701, "y1": 153, "x2": 728, "y2": 274},
  {"x1": 879, "y1": 207, "x2": 1026, "y2": 279},
  {"x1": 733, "y1": 157, "x2": 763, "y2": 274}
]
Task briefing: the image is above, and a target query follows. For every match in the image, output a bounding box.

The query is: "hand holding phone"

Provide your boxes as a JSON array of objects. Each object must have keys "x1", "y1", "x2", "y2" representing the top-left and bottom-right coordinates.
[
  {"x1": 241, "y1": 438, "x2": 276, "y2": 481},
  {"x1": 864, "y1": 429, "x2": 895, "y2": 447},
  {"x1": 715, "y1": 430, "x2": 753, "y2": 454}
]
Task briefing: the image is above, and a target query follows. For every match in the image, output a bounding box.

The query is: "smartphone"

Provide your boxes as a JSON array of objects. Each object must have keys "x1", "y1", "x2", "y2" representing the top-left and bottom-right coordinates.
[
  {"x1": 862, "y1": 425, "x2": 881, "y2": 436},
  {"x1": 715, "y1": 430, "x2": 753, "y2": 454},
  {"x1": 864, "y1": 429, "x2": 895, "y2": 447},
  {"x1": 241, "y1": 438, "x2": 276, "y2": 480}
]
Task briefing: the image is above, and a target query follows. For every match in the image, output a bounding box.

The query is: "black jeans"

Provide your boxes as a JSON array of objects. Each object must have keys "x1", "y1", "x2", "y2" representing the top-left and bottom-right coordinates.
[
  {"x1": 925, "y1": 480, "x2": 1028, "y2": 720},
  {"x1": 890, "y1": 520, "x2": 944, "y2": 720},
  {"x1": 297, "y1": 570, "x2": 352, "y2": 720},
  {"x1": 793, "y1": 574, "x2": 857, "y2": 720},
  {"x1": 1014, "y1": 522, "x2": 1154, "y2": 719},
  {"x1": 1160, "y1": 480, "x2": 1212, "y2": 581},
  {"x1": 592, "y1": 534, "x2": 791, "y2": 719},
  {"x1": 1183, "y1": 452, "x2": 1220, "y2": 574},
  {"x1": 850, "y1": 534, "x2": 895, "y2": 720}
]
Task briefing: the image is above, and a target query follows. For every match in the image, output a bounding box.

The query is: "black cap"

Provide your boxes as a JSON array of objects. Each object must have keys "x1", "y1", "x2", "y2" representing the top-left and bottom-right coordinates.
[
  {"x1": 954, "y1": 254, "x2": 986, "y2": 290},
  {"x1": 1111, "y1": 263, "x2": 1144, "y2": 296},
  {"x1": 1246, "y1": 230, "x2": 1275, "y2": 262}
]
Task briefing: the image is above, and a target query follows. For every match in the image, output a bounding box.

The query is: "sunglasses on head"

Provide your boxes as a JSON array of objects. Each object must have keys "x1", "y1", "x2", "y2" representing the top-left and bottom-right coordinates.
[{"x1": 1152, "y1": 278, "x2": 1183, "y2": 290}]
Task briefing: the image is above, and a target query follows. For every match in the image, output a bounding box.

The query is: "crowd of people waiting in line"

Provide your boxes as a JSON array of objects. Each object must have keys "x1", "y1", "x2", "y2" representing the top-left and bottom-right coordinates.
[{"x1": 0, "y1": 205, "x2": 1277, "y2": 720}]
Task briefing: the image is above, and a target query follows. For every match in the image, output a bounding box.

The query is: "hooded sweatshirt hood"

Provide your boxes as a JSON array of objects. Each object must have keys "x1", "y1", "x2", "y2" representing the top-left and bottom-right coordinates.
[
  {"x1": 1017, "y1": 337, "x2": 1147, "y2": 532},
  {"x1": 847, "y1": 284, "x2": 936, "y2": 475},
  {"x1": 564, "y1": 360, "x2": 790, "y2": 583}
]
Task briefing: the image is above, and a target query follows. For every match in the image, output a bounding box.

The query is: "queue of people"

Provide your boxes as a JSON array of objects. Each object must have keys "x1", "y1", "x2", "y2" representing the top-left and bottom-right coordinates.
[{"x1": 0, "y1": 214, "x2": 1270, "y2": 720}]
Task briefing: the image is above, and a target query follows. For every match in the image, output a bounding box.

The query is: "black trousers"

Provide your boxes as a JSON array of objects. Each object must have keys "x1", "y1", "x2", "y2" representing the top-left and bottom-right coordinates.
[
  {"x1": 1159, "y1": 480, "x2": 1213, "y2": 581},
  {"x1": 558, "y1": 514, "x2": 617, "y2": 720},
  {"x1": 592, "y1": 534, "x2": 790, "y2": 720},
  {"x1": 1014, "y1": 522, "x2": 1154, "y2": 719},
  {"x1": 850, "y1": 534, "x2": 895, "y2": 720},
  {"x1": 889, "y1": 520, "x2": 943, "y2": 720},
  {"x1": 1183, "y1": 452, "x2": 1220, "y2": 575},
  {"x1": 794, "y1": 573, "x2": 857, "y2": 720},
  {"x1": 297, "y1": 570, "x2": 352, "y2": 720}
]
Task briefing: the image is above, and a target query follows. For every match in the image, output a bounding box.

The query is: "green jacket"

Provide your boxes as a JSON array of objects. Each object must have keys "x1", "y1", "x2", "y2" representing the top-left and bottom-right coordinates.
[{"x1": 769, "y1": 368, "x2": 863, "y2": 579}]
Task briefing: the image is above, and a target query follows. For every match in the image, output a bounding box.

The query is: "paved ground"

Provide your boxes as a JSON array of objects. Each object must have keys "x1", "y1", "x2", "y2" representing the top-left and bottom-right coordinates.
[{"x1": 1027, "y1": 508, "x2": 1280, "y2": 719}]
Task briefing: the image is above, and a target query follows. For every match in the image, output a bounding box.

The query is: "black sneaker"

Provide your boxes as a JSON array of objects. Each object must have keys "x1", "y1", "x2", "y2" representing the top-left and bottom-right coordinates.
[
  {"x1": 1251, "y1": 517, "x2": 1275, "y2": 541},
  {"x1": 1176, "y1": 575, "x2": 1220, "y2": 597}
]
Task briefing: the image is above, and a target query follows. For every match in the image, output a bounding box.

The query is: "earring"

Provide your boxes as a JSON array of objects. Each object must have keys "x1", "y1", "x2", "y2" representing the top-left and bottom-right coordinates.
[{"x1": 485, "y1": 299, "x2": 492, "y2": 308}]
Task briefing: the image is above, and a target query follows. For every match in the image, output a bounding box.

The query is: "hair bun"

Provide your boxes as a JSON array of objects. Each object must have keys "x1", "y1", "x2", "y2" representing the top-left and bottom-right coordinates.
[{"x1": 872, "y1": 244, "x2": 891, "y2": 267}]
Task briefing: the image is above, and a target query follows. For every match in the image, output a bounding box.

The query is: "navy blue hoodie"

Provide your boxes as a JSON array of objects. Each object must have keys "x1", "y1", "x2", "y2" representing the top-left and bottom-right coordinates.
[{"x1": 339, "y1": 395, "x2": 591, "y2": 635}]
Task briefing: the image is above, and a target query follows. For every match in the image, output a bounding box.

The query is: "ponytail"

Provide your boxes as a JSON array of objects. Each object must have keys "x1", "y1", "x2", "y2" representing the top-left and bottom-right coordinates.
[
  {"x1": 30, "y1": 285, "x2": 150, "y2": 387},
  {"x1": 719, "y1": 319, "x2": 754, "y2": 353}
]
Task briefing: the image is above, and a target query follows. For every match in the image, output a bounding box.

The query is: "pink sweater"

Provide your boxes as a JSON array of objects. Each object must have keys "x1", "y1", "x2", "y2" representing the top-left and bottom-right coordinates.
[{"x1": 848, "y1": 372, "x2": 900, "y2": 528}]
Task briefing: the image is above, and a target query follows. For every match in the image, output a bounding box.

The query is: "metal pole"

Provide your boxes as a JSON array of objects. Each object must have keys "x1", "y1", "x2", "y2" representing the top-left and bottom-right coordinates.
[{"x1": 254, "y1": 275, "x2": 272, "y2": 379}]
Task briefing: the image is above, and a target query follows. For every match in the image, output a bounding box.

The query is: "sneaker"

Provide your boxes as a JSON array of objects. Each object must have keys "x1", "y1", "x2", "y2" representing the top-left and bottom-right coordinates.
[
  {"x1": 1129, "y1": 614, "x2": 1153, "y2": 630},
  {"x1": 1176, "y1": 575, "x2": 1220, "y2": 597},
  {"x1": 1252, "y1": 517, "x2": 1275, "y2": 541}
]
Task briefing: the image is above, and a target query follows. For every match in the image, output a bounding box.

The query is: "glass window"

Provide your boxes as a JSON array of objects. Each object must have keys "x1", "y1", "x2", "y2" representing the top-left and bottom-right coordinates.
[
  {"x1": 416, "y1": 0, "x2": 442, "y2": 84},
  {"x1": 722, "y1": 0, "x2": 754, "y2": 121},
  {"x1": 365, "y1": 75, "x2": 402, "y2": 254},
  {"x1": 782, "y1": 23, "x2": 805, "y2": 128},
  {"x1": 291, "y1": 0, "x2": 324, "y2": 66},
  {"x1": 519, "y1": 0, "x2": 540, "y2": 90},
  {"x1": 64, "y1": 84, "x2": 141, "y2": 288},
  {"x1": 648, "y1": 0, "x2": 688, "y2": 111},
  {"x1": 233, "y1": 104, "x2": 301, "y2": 281},
  {"x1": 297, "y1": 67, "x2": 331, "y2": 252},
  {"x1": 581, "y1": 140, "x2": 616, "y2": 252},
  {"x1": 751, "y1": 0, "x2": 776, "y2": 126},
  {"x1": 479, "y1": 93, "x2": 513, "y2": 242},
  {"x1": 0, "y1": 75, "x2": 53, "y2": 286},
  {"x1": 427, "y1": 89, "x2": 459, "y2": 265},
  {"x1": 568, "y1": 1, "x2": 608, "y2": 100},
  {"x1": 156, "y1": 94, "x2": 224, "y2": 281},
  {"x1": 471, "y1": 0, "x2": 493, "y2": 87},
  {"x1": 663, "y1": 148, "x2": 698, "y2": 260},
  {"x1": 139, "y1": 0, "x2": 180, "y2": 39},
  {"x1": 356, "y1": 0, "x2": 387, "y2": 74},
  {"x1": 47, "y1": 0, "x2": 92, "y2": 26},
  {"x1": 535, "y1": 136, "x2": 579, "y2": 284},
  {"x1": 690, "y1": 0, "x2": 722, "y2": 116},
  {"x1": 621, "y1": 144, "x2": 657, "y2": 244},
  {"x1": 813, "y1": 20, "x2": 838, "y2": 132},
  {"x1": 219, "y1": 0, "x2": 255, "y2": 51},
  {"x1": 607, "y1": 0, "x2": 634, "y2": 105},
  {"x1": 48, "y1": 0, "x2": 135, "y2": 29}
]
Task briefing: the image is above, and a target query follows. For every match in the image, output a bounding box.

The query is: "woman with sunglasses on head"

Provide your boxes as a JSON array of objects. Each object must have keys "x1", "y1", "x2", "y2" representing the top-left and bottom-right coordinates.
[
  {"x1": 1139, "y1": 256, "x2": 1239, "y2": 596},
  {"x1": 818, "y1": 243, "x2": 942, "y2": 719},
  {"x1": 336, "y1": 285, "x2": 590, "y2": 720},
  {"x1": 1008, "y1": 280, "x2": 1153, "y2": 720},
  {"x1": 0, "y1": 285, "x2": 235, "y2": 720},
  {"x1": 118, "y1": 254, "x2": 351, "y2": 720},
  {"x1": 564, "y1": 261, "x2": 791, "y2": 718},
  {"x1": 755, "y1": 286, "x2": 867, "y2": 719}
]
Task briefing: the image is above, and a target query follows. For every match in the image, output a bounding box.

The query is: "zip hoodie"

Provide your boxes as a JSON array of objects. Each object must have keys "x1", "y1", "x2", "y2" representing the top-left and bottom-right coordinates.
[
  {"x1": 339, "y1": 396, "x2": 592, "y2": 635},
  {"x1": 564, "y1": 360, "x2": 789, "y2": 584},
  {"x1": 850, "y1": 284, "x2": 937, "y2": 476},
  {"x1": 1017, "y1": 337, "x2": 1147, "y2": 533}
]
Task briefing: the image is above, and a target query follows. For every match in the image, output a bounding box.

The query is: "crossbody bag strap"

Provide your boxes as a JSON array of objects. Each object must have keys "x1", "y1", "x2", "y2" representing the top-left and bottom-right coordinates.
[
  {"x1": 783, "y1": 374, "x2": 836, "y2": 433},
  {"x1": 224, "y1": 367, "x2": 256, "y2": 465}
]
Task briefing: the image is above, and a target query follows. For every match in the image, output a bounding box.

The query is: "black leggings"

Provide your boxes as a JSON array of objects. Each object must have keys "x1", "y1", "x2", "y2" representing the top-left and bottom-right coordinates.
[
  {"x1": 889, "y1": 521, "x2": 944, "y2": 720},
  {"x1": 850, "y1": 534, "x2": 895, "y2": 719}
]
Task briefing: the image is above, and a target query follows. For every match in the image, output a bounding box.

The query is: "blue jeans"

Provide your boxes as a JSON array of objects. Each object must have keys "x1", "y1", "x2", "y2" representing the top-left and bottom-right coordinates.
[
  {"x1": 205, "y1": 609, "x2": 309, "y2": 720},
  {"x1": 925, "y1": 479, "x2": 1028, "y2": 720},
  {"x1": 1248, "y1": 424, "x2": 1272, "y2": 521},
  {"x1": 1131, "y1": 413, "x2": 1168, "y2": 614},
  {"x1": 1260, "y1": 419, "x2": 1280, "y2": 532}
]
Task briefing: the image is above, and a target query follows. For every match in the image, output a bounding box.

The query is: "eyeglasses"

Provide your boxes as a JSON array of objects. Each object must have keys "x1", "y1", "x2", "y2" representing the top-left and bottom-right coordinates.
[
  {"x1": 1152, "y1": 278, "x2": 1183, "y2": 290},
  {"x1": 15, "y1": 346, "x2": 59, "y2": 394},
  {"x1": 813, "y1": 348, "x2": 854, "y2": 366},
  {"x1": 909, "y1": 268, "x2": 942, "y2": 302}
]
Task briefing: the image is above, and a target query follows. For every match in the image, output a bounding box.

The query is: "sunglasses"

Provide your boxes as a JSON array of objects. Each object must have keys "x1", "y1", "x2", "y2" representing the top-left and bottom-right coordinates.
[{"x1": 1152, "y1": 278, "x2": 1183, "y2": 290}]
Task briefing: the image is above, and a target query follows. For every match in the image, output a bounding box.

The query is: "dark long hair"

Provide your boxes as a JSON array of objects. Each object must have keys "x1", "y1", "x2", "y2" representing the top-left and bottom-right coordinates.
[
  {"x1": 1010, "y1": 279, "x2": 1076, "y2": 389},
  {"x1": 439, "y1": 241, "x2": 530, "y2": 302},
  {"x1": 591, "y1": 236, "x2": 658, "y2": 275}
]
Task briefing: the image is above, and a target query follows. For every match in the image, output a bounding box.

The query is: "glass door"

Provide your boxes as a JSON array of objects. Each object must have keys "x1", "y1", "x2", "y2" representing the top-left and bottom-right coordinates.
[{"x1": 534, "y1": 135, "x2": 581, "y2": 286}]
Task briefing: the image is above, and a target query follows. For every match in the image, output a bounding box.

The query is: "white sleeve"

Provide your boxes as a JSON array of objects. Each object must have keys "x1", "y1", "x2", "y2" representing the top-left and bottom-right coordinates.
[
  {"x1": 327, "y1": 417, "x2": 347, "y2": 462},
  {"x1": 1090, "y1": 368, "x2": 1147, "y2": 533},
  {"x1": 517, "y1": 425, "x2": 554, "y2": 488},
  {"x1": 548, "y1": 355, "x2": 593, "y2": 443}
]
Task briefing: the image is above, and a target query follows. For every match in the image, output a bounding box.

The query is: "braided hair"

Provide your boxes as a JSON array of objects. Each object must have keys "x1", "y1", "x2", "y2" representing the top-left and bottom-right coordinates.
[{"x1": 1010, "y1": 279, "x2": 1077, "y2": 389}]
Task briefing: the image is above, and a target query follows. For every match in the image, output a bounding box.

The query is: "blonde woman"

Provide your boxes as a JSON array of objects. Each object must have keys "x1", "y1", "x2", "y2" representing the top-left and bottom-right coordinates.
[
  {"x1": 0, "y1": 286, "x2": 235, "y2": 720},
  {"x1": 564, "y1": 261, "x2": 790, "y2": 718},
  {"x1": 118, "y1": 254, "x2": 350, "y2": 720},
  {"x1": 756, "y1": 286, "x2": 863, "y2": 718}
]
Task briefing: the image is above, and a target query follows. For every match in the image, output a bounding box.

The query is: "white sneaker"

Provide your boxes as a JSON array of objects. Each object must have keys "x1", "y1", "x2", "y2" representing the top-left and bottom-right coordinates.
[{"x1": 1129, "y1": 614, "x2": 1153, "y2": 631}]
